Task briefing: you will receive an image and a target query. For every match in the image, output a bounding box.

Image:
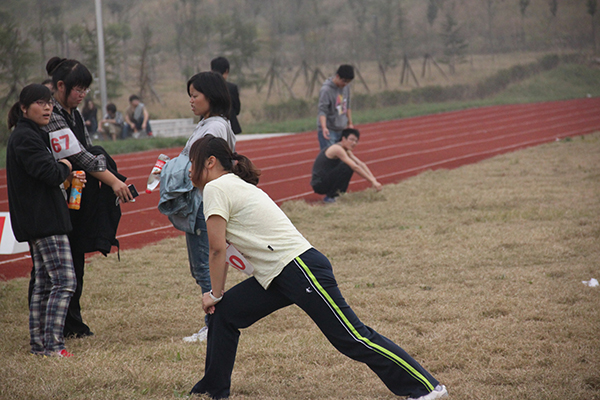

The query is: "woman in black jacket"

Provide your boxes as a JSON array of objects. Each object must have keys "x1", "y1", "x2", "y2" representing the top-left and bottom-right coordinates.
[{"x1": 6, "y1": 84, "x2": 79, "y2": 357}]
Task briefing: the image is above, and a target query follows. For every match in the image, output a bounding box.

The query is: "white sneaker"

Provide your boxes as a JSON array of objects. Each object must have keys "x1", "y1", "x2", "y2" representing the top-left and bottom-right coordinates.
[
  {"x1": 183, "y1": 326, "x2": 208, "y2": 343},
  {"x1": 408, "y1": 385, "x2": 448, "y2": 400}
]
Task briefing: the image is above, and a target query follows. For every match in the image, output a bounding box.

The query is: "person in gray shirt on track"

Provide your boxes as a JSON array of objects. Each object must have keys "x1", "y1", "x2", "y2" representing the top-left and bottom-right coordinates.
[{"x1": 317, "y1": 64, "x2": 355, "y2": 150}]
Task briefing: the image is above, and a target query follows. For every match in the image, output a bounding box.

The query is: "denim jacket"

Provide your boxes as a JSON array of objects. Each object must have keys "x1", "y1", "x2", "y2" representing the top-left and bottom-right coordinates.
[{"x1": 157, "y1": 154, "x2": 202, "y2": 234}]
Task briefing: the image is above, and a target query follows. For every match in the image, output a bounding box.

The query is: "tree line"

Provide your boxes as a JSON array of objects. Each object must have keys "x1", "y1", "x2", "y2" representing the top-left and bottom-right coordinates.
[{"x1": 0, "y1": 0, "x2": 597, "y2": 135}]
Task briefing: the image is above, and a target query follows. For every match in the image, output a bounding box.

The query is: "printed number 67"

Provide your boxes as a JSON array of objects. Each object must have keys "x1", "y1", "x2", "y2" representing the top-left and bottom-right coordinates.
[{"x1": 51, "y1": 134, "x2": 69, "y2": 153}]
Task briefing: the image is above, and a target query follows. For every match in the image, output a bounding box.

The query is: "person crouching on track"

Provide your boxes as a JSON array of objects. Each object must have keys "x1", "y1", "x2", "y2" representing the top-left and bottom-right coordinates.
[{"x1": 310, "y1": 128, "x2": 382, "y2": 203}]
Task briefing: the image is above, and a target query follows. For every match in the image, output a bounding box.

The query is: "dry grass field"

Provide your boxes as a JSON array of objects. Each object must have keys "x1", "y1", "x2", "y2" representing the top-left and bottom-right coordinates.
[{"x1": 1, "y1": 132, "x2": 599, "y2": 400}]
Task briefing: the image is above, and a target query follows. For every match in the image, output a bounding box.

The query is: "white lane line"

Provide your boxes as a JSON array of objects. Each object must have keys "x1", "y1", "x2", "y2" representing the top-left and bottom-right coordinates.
[
  {"x1": 0, "y1": 225, "x2": 178, "y2": 268},
  {"x1": 0, "y1": 254, "x2": 30, "y2": 265},
  {"x1": 116, "y1": 225, "x2": 175, "y2": 238},
  {"x1": 121, "y1": 206, "x2": 158, "y2": 215},
  {"x1": 1, "y1": 100, "x2": 598, "y2": 266},
  {"x1": 250, "y1": 103, "x2": 598, "y2": 164},
  {"x1": 270, "y1": 129, "x2": 585, "y2": 203},
  {"x1": 239, "y1": 100, "x2": 594, "y2": 154},
  {"x1": 258, "y1": 115, "x2": 599, "y2": 182},
  {"x1": 0, "y1": 112, "x2": 598, "y2": 209}
]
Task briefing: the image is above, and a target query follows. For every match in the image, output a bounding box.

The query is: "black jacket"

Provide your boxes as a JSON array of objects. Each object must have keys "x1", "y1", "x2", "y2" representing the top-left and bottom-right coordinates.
[
  {"x1": 227, "y1": 81, "x2": 242, "y2": 134},
  {"x1": 6, "y1": 118, "x2": 72, "y2": 242},
  {"x1": 55, "y1": 106, "x2": 126, "y2": 255},
  {"x1": 68, "y1": 146, "x2": 126, "y2": 256}
]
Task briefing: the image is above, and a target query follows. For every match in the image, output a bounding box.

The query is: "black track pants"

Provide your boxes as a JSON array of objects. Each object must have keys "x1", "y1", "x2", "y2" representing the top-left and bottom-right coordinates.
[{"x1": 191, "y1": 248, "x2": 439, "y2": 399}]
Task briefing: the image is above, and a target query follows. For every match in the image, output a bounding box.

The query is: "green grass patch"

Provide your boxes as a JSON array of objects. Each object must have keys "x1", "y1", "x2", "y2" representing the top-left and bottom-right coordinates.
[
  {"x1": 95, "y1": 136, "x2": 190, "y2": 156},
  {"x1": 495, "y1": 63, "x2": 600, "y2": 102}
]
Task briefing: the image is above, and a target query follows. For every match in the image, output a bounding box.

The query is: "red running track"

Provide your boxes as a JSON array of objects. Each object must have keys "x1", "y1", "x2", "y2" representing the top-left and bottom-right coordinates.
[{"x1": 1, "y1": 97, "x2": 599, "y2": 280}]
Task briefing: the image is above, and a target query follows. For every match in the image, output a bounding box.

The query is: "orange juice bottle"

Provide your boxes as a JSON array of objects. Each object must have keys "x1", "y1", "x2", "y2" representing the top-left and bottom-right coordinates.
[{"x1": 68, "y1": 171, "x2": 85, "y2": 210}]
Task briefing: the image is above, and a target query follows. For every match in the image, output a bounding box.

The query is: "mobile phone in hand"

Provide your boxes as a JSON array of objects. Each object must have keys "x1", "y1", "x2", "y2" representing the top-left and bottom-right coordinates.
[
  {"x1": 115, "y1": 184, "x2": 140, "y2": 205},
  {"x1": 128, "y1": 184, "x2": 139, "y2": 199}
]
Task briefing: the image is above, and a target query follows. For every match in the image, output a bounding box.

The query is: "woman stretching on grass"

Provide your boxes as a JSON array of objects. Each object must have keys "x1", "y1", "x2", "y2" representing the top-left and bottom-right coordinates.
[{"x1": 187, "y1": 135, "x2": 448, "y2": 400}]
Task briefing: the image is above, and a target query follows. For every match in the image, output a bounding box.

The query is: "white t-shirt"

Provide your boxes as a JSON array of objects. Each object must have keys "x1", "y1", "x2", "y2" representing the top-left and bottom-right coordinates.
[{"x1": 203, "y1": 173, "x2": 312, "y2": 289}]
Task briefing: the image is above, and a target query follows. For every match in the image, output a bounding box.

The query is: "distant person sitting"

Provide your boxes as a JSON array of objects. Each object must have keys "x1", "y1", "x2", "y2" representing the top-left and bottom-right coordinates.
[
  {"x1": 99, "y1": 103, "x2": 125, "y2": 141},
  {"x1": 317, "y1": 64, "x2": 354, "y2": 150},
  {"x1": 124, "y1": 95, "x2": 152, "y2": 138},
  {"x1": 310, "y1": 128, "x2": 382, "y2": 203},
  {"x1": 210, "y1": 56, "x2": 242, "y2": 134},
  {"x1": 82, "y1": 98, "x2": 98, "y2": 137}
]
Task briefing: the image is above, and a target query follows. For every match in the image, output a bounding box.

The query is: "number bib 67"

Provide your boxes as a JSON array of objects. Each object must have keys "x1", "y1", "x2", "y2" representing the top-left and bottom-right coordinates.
[{"x1": 49, "y1": 128, "x2": 82, "y2": 160}]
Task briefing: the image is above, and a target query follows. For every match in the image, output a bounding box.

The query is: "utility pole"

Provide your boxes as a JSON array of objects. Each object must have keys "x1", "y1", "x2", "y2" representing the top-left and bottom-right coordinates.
[{"x1": 95, "y1": 0, "x2": 108, "y2": 116}]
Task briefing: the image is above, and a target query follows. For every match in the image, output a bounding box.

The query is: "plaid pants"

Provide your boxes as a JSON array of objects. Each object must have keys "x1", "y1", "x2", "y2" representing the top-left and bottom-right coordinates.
[{"x1": 29, "y1": 235, "x2": 76, "y2": 354}]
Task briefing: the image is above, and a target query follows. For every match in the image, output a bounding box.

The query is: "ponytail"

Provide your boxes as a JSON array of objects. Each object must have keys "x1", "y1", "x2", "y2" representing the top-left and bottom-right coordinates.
[
  {"x1": 231, "y1": 152, "x2": 260, "y2": 186},
  {"x1": 189, "y1": 135, "x2": 261, "y2": 186},
  {"x1": 7, "y1": 101, "x2": 22, "y2": 129},
  {"x1": 46, "y1": 56, "x2": 67, "y2": 76}
]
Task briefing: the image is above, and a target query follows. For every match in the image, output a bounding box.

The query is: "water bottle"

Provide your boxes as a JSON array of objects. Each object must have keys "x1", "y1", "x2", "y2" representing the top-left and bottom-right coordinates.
[
  {"x1": 146, "y1": 154, "x2": 170, "y2": 193},
  {"x1": 68, "y1": 171, "x2": 85, "y2": 210}
]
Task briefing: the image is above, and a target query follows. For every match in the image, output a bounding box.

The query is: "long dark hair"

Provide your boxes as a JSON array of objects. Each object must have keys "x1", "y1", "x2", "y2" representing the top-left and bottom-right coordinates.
[
  {"x1": 46, "y1": 56, "x2": 93, "y2": 99},
  {"x1": 187, "y1": 72, "x2": 231, "y2": 118},
  {"x1": 189, "y1": 135, "x2": 260, "y2": 186},
  {"x1": 7, "y1": 84, "x2": 53, "y2": 129}
]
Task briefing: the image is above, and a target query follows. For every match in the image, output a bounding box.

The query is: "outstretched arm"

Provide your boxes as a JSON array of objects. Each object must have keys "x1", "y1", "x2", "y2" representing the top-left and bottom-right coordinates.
[
  {"x1": 332, "y1": 146, "x2": 382, "y2": 191},
  {"x1": 346, "y1": 151, "x2": 381, "y2": 190},
  {"x1": 89, "y1": 170, "x2": 134, "y2": 202},
  {"x1": 202, "y1": 215, "x2": 229, "y2": 314}
]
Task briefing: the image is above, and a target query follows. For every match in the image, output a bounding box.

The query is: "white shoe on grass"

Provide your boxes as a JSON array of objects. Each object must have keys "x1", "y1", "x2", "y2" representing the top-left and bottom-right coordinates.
[
  {"x1": 408, "y1": 385, "x2": 448, "y2": 400},
  {"x1": 183, "y1": 326, "x2": 208, "y2": 343}
]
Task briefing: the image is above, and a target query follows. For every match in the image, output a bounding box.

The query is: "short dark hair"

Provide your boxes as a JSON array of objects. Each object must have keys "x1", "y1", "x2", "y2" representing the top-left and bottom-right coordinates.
[
  {"x1": 46, "y1": 57, "x2": 93, "y2": 98},
  {"x1": 106, "y1": 103, "x2": 117, "y2": 113},
  {"x1": 187, "y1": 71, "x2": 231, "y2": 118},
  {"x1": 210, "y1": 57, "x2": 230, "y2": 75},
  {"x1": 8, "y1": 84, "x2": 53, "y2": 129},
  {"x1": 129, "y1": 94, "x2": 140, "y2": 103},
  {"x1": 336, "y1": 64, "x2": 354, "y2": 80},
  {"x1": 341, "y1": 128, "x2": 360, "y2": 141}
]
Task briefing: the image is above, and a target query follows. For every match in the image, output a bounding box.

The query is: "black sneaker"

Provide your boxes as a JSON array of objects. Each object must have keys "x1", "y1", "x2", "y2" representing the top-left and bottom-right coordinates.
[{"x1": 65, "y1": 331, "x2": 94, "y2": 339}]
